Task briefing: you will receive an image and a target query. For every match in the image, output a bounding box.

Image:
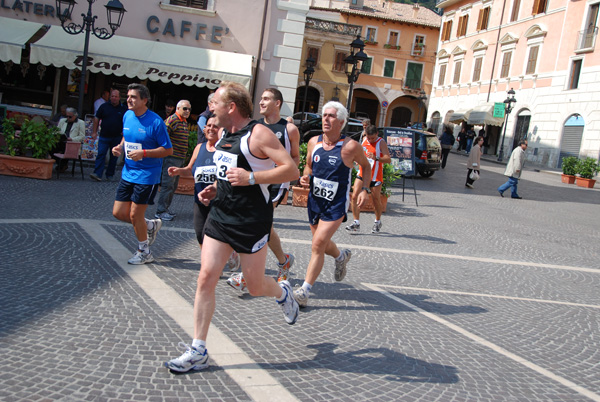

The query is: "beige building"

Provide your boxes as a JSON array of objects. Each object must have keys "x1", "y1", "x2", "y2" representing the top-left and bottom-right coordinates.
[{"x1": 296, "y1": 0, "x2": 442, "y2": 127}]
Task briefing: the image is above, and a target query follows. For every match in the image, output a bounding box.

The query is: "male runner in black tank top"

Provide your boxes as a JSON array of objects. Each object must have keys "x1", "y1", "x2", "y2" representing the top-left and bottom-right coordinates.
[
  {"x1": 164, "y1": 82, "x2": 300, "y2": 373},
  {"x1": 226, "y1": 88, "x2": 300, "y2": 292}
]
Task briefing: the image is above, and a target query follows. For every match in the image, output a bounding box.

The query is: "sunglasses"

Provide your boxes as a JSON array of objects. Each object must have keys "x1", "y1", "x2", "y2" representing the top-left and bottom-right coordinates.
[{"x1": 182, "y1": 107, "x2": 191, "y2": 111}]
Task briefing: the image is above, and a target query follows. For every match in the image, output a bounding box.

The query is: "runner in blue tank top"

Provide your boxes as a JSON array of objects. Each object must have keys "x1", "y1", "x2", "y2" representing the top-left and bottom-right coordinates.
[{"x1": 293, "y1": 101, "x2": 372, "y2": 309}]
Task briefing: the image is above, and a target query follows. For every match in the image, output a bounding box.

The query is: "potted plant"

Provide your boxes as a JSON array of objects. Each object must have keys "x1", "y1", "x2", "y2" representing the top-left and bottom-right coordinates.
[
  {"x1": 351, "y1": 163, "x2": 402, "y2": 212},
  {"x1": 575, "y1": 157, "x2": 599, "y2": 188},
  {"x1": 175, "y1": 127, "x2": 198, "y2": 195},
  {"x1": 0, "y1": 117, "x2": 61, "y2": 180},
  {"x1": 560, "y1": 156, "x2": 577, "y2": 184}
]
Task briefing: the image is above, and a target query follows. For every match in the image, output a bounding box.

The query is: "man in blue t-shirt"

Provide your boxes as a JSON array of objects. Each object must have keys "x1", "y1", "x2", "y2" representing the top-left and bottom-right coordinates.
[{"x1": 111, "y1": 83, "x2": 173, "y2": 265}]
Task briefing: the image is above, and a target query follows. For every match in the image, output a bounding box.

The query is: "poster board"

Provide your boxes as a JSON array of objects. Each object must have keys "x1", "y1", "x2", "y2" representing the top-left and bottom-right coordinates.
[
  {"x1": 81, "y1": 114, "x2": 98, "y2": 161},
  {"x1": 381, "y1": 127, "x2": 415, "y2": 177}
]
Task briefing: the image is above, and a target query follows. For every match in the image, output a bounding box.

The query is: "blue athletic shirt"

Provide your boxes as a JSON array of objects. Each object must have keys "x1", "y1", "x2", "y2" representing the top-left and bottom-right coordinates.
[
  {"x1": 192, "y1": 142, "x2": 216, "y2": 205},
  {"x1": 121, "y1": 109, "x2": 172, "y2": 185}
]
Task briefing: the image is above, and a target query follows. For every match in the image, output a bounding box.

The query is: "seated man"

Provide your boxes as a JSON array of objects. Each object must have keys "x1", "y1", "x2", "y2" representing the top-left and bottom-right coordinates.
[{"x1": 55, "y1": 107, "x2": 86, "y2": 171}]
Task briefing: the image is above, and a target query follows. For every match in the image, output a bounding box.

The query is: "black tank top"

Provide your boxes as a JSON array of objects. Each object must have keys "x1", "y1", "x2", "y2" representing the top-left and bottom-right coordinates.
[{"x1": 209, "y1": 120, "x2": 275, "y2": 225}]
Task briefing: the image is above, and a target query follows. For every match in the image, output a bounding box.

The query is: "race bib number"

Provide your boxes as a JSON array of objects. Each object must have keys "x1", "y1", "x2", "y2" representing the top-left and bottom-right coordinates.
[
  {"x1": 124, "y1": 141, "x2": 142, "y2": 160},
  {"x1": 194, "y1": 165, "x2": 217, "y2": 184},
  {"x1": 214, "y1": 151, "x2": 238, "y2": 181},
  {"x1": 312, "y1": 177, "x2": 338, "y2": 201}
]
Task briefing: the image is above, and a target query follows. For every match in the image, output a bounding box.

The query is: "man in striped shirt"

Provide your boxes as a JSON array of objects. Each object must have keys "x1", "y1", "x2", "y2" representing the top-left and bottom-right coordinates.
[{"x1": 155, "y1": 100, "x2": 191, "y2": 221}]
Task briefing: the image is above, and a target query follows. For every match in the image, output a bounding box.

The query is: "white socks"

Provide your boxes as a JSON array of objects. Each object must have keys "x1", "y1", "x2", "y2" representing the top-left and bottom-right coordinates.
[{"x1": 192, "y1": 339, "x2": 206, "y2": 349}]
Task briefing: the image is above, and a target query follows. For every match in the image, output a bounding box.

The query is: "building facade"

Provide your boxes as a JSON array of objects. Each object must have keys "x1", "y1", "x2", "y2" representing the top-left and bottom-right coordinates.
[
  {"x1": 0, "y1": 0, "x2": 311, "y2": 121},
  {"x1": 429, "y1": 0, "x2": 600, "y2": 167},
  {"x1": 295, "y1": 0, "x2": 441, "y2": 127}
]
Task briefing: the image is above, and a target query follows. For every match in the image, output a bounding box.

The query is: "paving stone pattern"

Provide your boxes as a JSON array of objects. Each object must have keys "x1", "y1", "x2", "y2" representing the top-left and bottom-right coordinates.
[{"x1": 1, "y1": 154, "x2": 599, "y2": 401}]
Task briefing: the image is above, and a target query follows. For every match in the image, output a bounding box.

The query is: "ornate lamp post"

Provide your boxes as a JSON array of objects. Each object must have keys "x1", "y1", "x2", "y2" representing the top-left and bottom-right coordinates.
[
  {"x1": 56, "y1": 0, "x2": 127, "y2": 116},
  {"x1": 497, "y1": 88, "x2": 517, "y2": 161},
  {"x1": 344, "y1": 35, "x2": 368, "y2": 134},
  {"x1": 300, "y1": 56, "x2": 315, "y2": 128},
  {"x1": 417, "y1": 89, "x2": 427, "y2": 128}
]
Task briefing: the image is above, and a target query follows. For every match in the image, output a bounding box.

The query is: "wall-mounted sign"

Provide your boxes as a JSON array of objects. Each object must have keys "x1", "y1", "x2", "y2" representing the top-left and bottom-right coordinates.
[{"x1": 493, "y1": 102, "x2": 505, "y2": 118}]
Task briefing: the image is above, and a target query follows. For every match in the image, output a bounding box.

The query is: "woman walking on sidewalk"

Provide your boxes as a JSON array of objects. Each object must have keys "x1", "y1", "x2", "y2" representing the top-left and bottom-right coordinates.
[
  {"x1": 465, "y1": 136, "x2": 483, "y2": 188},
  {"x1": 440, "y1": 125, "x2": 455, "y2": 169}
]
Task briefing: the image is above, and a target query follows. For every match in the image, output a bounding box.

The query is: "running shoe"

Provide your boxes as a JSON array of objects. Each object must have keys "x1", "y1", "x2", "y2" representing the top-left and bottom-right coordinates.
[
  {"x1": 224, "y1": 251, "x2": 241, "y2": 272},
  {"x1": 147, "y1": 218, "x2": 162, "y2": 245},
  {"x1": 334, "y1": 249, "x2": 351, "y2": 281},
  {"x1": 371, "y1": 221, "x2": 382, "y2": 234},
  {"x1": 277, "y1": 280, "x2": 299, "y2": 325},
  {"x1": 345, "y1": 221, "x2": 360, "y2": 234},
  {"x1": 276, "y1": 254, "x2": 294, "y2": 282},
  {"x1": 128, "y1": 250, "x2": 155, "y2": 265},
  {"x1": 226, "y1": 272, "x2": 247, "y2": 292},
  {"x1": 164, "y1": 342, "x2": 209, "y2": 372},
  {"x1": 293, "y1": 285, "x2": 309, "y2": 308}
]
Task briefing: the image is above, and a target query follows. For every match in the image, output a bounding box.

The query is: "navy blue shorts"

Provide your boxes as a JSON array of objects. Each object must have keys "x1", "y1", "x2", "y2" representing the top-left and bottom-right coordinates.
[{"x1": 115, "y1": 179, "x2": 159, "y2": 205}]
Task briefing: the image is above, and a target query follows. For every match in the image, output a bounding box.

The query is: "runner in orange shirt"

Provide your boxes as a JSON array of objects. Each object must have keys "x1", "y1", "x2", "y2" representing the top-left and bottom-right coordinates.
[{"x1": 346, "y1": 124, "x2": 391, "y2": 234}]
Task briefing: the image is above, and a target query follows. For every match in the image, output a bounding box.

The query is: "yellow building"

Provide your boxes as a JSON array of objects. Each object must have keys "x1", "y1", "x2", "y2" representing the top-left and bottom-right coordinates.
[{"x1": 296, "y1": 0, "x2": 441, "y2": 127}]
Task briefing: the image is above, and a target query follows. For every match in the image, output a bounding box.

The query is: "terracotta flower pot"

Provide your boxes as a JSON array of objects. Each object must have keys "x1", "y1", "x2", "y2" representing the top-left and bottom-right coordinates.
[
  {"x1": 0, "y1": 154, "x2": 55, "y2": 180},
  {"x1": 175, "y1": 175, "x2": 195, "y2": 195},
  {"x1": 561, "y1": 174, "x2": 576, "y2": 184},
  {"x1": 575, "y1": 177, "x2": 596, "y2": 188},
  {"x1": 291, "y1": 186, "x2": 309, "y2": 207}
]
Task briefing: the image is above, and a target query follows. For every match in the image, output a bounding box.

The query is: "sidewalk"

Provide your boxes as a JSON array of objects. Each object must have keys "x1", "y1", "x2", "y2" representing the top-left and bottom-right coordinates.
[{"x1": 451, "y1": 148, "x2": 563, "y2": 176}]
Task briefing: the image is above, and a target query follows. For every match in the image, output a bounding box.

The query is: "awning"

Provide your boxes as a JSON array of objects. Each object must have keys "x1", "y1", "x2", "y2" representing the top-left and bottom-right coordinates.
[
  {"x1": 448, "y1": 109, "x2": 470, "y2": 124},
  {"x1": 0, "y1": 17, "x2": 45, "y2": 63},
  {"x1": 467, "y1": 103, "x2": 505, "y2": 127},
  {"x1": 30, "y1": 26, "x2": 253, "y2": 89}
]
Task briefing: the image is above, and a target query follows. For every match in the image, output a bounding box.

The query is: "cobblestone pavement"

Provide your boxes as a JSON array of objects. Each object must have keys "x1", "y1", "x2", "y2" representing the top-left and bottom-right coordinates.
[{"x1": 1, "y1": 154, "x2": 599, "y2": 401}]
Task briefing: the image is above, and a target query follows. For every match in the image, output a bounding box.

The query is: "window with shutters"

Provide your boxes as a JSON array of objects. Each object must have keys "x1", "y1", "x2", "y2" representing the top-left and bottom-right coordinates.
[
  {"x1": 307, "y1": 47, "x2": 320, "y2": 66},
  {"x1": 525, "y1": 46, "x2": 539, "y2": 75},
  {"x1": 169, "y1": 0, "x2": 208, "y2": 9},
  {"x1": 361, "y1": 57, "x2": 372, "y2": 74},
  {"x1": 388, "y1": 31, "x2": 400, "y2": 47},
  {"x1": 453, "y1": 60, "x2": 462, "y2": 84},
  {"x1": 500, "y1": 52, "x2": 512, "y2": 78},
  {"x1": 366, "y1": 27, "x2": 377, "y2": 42},
  {"x1": 383, "y1": 60, "x2": 396, "y2": 78},
  {"x1": 510, "y1": 0, "x2": 521, "y2": 22},
  {"x1": 438, "y1": 64, "x2": 447, "y2": 86},
  {"x1": 477, "y1": 7, "x2": 490, "y2": 30},
  {"x1": 457, "y1": 15, "x2": 469, "y2": 37},
  {"x1": 406, "y1": 62, "x2": 424, "y2": 89},
  {"x1": 333, "y1": 51, "x2": 347, "y2": 72},
  {"x1": 472, "y1": 57, "x2": 483, "y2": 81},
  {"x1": 532, "y1": 0, "x2": 548, "y2": 15},
  {"x1": 568, "y1": 59, "x2": 582, "y2": 89},
  {"x1": 441, "y1": 21, "x2": 453, "y2": 41}
]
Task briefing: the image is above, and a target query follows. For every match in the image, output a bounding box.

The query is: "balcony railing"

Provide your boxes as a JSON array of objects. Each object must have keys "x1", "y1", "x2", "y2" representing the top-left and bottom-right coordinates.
[
  {"x1": 305, "y1": 17, "x2": 362, "y2": 37},
  {"x1": 576, "y1": 26, "x2": 598, "y2": 50}
]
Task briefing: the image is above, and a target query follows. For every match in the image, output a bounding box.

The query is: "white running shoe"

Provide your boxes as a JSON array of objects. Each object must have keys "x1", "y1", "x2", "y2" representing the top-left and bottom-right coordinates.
[
  {"x1": 147, "y1": 218, "x2": 162, "y2": 245},
  {"x1": 128, "y1": 250, "x2": 155, "y2": 265},
  {"x1": 226, "y1": 272, "x2": 247, "y2": 292},
  {"x1": 334, "y1": 249, "x2": 351, "y2": 281},
  {"x1": 224, "y1": 251, "x2": 241, "y2": 272},
  {"x1": 345, "y1": 221, "x2": 360, "y2": 234},
  {"x1": 164, "y1": 342, "x2": 209, "y2": 372},
  {"x1": 277, "y1": 280, "x2": 299, "y2": 325},
  {"x1": 293, "y1": 285, "x2": 309, "y2": 308},
  {"x1": 371, "y1": 221, "x2": 382, "y2": 234},
  {"x1": 276, "y1": 254, "x2": 294, "y2": 282}
]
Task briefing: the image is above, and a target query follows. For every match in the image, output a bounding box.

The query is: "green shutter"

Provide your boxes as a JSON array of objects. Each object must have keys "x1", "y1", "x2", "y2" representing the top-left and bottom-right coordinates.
[{"x1": 406, "y1": 63, "x2": 423, "y2": 89}]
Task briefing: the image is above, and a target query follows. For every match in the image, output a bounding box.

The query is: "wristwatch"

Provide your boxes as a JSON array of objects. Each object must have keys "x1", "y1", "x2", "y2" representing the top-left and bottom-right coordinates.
[
  {"x1": 248, "y1": 172, "x2": 256, "y2": 185},
  {"x1": 362, "y1": 186, "x2": 371, "y2": 194}
]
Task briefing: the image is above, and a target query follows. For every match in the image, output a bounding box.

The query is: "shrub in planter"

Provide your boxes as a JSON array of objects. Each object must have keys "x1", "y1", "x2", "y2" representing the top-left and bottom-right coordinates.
[
  {"x1": 2, "y1": 117, "x2": 61, "y2": 159},
  {"x1": 575, "y1": 157, "x2": 599, "y2": 188},
  {"x1": 560, "y1": 156, "x2": 577, "y2": 184}
]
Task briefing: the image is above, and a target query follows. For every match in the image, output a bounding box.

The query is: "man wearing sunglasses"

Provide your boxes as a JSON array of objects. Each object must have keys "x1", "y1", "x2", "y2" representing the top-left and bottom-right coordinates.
[{"x1": 155, "y1": 100, "x2": 192, "y2": 221}]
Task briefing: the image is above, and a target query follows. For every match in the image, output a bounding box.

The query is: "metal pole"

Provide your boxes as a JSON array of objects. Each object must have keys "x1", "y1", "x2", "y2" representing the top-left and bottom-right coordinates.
[
  {"x1": 77, "y1": 1, "x2": 94, "y2": 117},
  {"x1": 344, "y1": 78, "x2": 354, "y2": 135},
  {"x1": 301, "y1": 77, "x2": 309, "y2": 128},
  {"x1": 497, "y1": 109, "x2": 509, "y2": 161}
]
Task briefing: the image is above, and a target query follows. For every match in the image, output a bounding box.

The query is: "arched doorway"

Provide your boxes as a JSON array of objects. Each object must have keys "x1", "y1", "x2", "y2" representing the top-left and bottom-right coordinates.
[
  {"x1": 294, "y1": 87, "x2": 320, "y2": 114},
  {"x1": 391, "y1": 107, "x2": 411, "y2": 127},
  {"x1": 558, "y1": 114, "x2": 585, "y2": 168},
  {"x1": 512, "y1": 109, "x2": 531, "y2": 150}
]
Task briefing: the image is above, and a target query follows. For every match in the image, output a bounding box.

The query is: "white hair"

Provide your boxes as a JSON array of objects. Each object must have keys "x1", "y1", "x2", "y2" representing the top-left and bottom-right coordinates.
[
  {"x1": 176, "y1": 100, "x2": 191, "y2": 109},
  {"x1": 322, "y1": 101, "x2": 348, "y2": 128}
]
